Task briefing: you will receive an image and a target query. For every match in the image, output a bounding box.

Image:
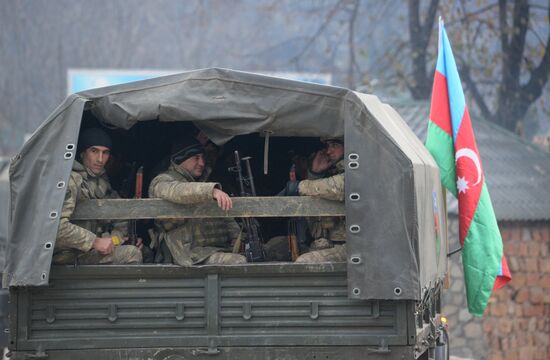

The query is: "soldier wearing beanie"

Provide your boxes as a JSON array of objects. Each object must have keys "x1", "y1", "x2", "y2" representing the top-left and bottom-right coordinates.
[
  {"x1": 149, "y1": 137, "x2": 247, "y2": 266},
  {"x1": 294, "y1": 136, "x2": 346, "y2": 262},
  {"x1": 54, "y1": 128, "x2": 143, "y2": 265}
]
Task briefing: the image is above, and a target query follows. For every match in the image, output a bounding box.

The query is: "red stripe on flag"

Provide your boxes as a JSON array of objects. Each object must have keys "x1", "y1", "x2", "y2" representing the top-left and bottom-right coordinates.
[
  {"x1": 429, "y1": 71, "x2": 453, "y2": 137},
  {"x1": 494, "y1": 256, "x2": 512, "y2": 290},
  {"x1": 454, "y1": 107, "x2": 483, "y2": 244}
]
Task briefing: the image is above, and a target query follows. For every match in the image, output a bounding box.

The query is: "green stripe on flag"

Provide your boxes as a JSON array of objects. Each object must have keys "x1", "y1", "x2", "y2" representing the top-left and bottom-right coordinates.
[
  {"x1": 425, "y1": 121, "x2": 457, "y2": 196},
  {"x1": 462, "y1": 183, "x2": 503, "y2": 316}
]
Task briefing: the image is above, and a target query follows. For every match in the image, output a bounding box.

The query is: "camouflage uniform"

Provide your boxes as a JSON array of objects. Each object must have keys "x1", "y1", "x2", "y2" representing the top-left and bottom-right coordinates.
[
  {"x1": 149, "y1": 163, "x2": 246, "y2": 266},
  {"x1": 294, "y1": 159, "x2": 346, "y2": 263},
  {"x1": 53, "y1": 161, "x2": 142, "y2": 265}
]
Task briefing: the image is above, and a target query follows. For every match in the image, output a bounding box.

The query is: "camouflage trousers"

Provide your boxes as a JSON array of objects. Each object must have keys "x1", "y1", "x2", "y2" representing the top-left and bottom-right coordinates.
[
  {"x1": 264, "y1": 236, "x2": 346, "y2": 263},
  {"x1": 52, "y1": 245, "x2": 143, "y2": 265},
  {"x1": 202, "y1": 252, "x2": 247, "y2": 265},
  {"x1": 294, "y1": 244, "x2": 346, "y2": 263},
  {"x1": 263, "y1": 236, "x2": 333, "y2": 261}
]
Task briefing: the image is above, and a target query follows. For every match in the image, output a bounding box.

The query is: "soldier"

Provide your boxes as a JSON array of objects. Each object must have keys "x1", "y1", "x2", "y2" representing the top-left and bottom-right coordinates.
[
  {"x1": 54, "y1": 128, "x2": 143, "y2": 265},
  {"x1": 149, "y1": 138, "x2": 246, "y2": 266},
  {"x1": 278, "y1": 137, "x2": 346, "y2": 263}
]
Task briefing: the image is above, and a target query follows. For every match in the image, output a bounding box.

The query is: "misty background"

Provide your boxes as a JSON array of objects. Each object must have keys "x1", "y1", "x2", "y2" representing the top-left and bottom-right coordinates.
[
  {"x1": 0, "y1": 3, "x2": 549, "y2": 359},
  {"x1": 0, "y1": 0, "x2": 549, "y2": 156}
]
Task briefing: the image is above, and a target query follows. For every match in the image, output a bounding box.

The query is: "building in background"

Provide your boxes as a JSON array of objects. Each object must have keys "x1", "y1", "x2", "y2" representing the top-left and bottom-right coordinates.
[
  {"x1": 1, "y1": 2, "x2": 548, "y2": 358},
  {"x1": 67, "y1": 69, "x2": 331, "y2": 94}
]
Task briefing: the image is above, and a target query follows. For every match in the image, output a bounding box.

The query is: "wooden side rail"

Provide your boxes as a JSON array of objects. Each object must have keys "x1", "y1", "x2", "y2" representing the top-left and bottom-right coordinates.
[{"x1": 71, "y1": 197, "x2": 345, "y2": 220}]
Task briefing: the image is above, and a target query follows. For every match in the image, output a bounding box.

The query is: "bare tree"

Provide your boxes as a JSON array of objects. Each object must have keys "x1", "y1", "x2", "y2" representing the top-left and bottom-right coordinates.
[
  {"x1": 270, "y1": 0, "x2": 371, "y2": 89},
  {"x1": 465, "y1": 0, "x2": 550, "y2": 132},
  {"x1": 346, "y1": 0, "x2": 360, "y2": 88},
  {"x1": 408, "y1": 0, "x2": 440, "y2": 99},
  {"x1": 406, "y1": 0, "x2": 550, "y2": 134}
]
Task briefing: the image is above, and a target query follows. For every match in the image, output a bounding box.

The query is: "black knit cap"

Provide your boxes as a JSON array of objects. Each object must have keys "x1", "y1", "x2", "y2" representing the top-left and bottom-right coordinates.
[
  {"x1": 320, "y1": 136, "x2": 344, "y2": 145},
  {"x1": 78, "y1": 128, "x2": 112, "y2": 153},
  {"x1": 171, "y1": 137, "x2": 205, "y2": 165}
]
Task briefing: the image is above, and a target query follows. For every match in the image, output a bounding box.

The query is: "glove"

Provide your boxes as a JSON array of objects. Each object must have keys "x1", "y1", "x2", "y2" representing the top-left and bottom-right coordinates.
[
  {"x1": 276, "y1": 180, "x2": 300, "y2": 196},
  {"x1": 283, "y1": 180, "x2": 300, "y2": 196}
]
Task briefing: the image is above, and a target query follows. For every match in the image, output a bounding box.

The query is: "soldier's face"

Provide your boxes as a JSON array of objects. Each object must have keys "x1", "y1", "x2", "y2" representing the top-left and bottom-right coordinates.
[
  {"x1": 81, "y1": 146, "x2": 111, "y2": 175},
  {"x1": 180, "y1": 154, "x2": 205, "y2": 178},
  {"x1": 326, "y1": 142, "x2": 344, "y2": 162}
]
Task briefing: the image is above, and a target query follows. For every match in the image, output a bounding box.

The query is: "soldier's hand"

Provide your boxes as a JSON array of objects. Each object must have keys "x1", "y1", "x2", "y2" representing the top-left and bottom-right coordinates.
[
  {"x1": 311, "y1": 149, "x2": 331, "y2": 173},
  {"x1": 93, "y1": 237, "x2": 114, "y2": 255},
  {"x1": 284, "y1": 180, "x2": 300, "y2": 196},
  {"x1": 213, "y1": 188, "x2": 233, "y2": 210},
  {"x1": 120, "y1": 236, "x2": 144, "y2": 250}
]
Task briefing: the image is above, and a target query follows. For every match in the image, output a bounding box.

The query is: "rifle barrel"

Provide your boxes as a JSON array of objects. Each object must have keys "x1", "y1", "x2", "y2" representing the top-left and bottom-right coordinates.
[
  {"x1": 242, "y1": 157, "x2": 256, "y2": 196},
  {"x1": 234, "y1": 151, "x2": 246, "y2": 197},
  {"x1": 230, "y1": 152, "x2": 265, "y2": 262}
]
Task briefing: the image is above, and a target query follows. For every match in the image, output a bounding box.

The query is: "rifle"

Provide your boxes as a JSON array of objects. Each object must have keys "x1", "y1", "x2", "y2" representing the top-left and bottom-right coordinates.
[
  {"x1": 287, "y1": 165, "x2": 300, "y2": 260},
  {"x1": 284, "y1": 164, "x2": 311, "y2": 260},
  {"x1": 127, "y1": 166, "x2": 143, "y2": 246},
  {"x1": 229, "y1": 151, "x2": 266, "y2": 262}
]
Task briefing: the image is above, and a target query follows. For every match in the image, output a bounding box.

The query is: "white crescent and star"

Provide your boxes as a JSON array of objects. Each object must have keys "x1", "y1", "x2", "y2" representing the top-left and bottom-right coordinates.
[{"x1": 455, "y1": 148, "x2": 482, "y2": 194}]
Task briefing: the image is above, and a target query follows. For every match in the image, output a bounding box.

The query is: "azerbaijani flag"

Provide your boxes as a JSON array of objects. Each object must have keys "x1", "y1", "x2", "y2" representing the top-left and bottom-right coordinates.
[{"x1": 426, "y1": 19, "x2": 512, "y2": 316}]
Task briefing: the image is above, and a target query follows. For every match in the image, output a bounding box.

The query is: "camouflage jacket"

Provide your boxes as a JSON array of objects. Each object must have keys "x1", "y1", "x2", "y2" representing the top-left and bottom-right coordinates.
[
  {"x1": 149, "y1": 163, "x2": 241, "y2": 265},
  {"x1": 298, "y1": 159, "x2": 345, "y2": 241},
  {"x1": 55, "y1": 161, "x2": 127, "y2": 254}
]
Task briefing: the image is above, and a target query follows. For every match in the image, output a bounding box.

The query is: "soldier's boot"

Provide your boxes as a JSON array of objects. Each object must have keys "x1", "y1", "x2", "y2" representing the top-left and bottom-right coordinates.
[
  {"x1": 294, "y1": 244, "x2": 346, "y2": 263},
  {"x1": 203, "y1": 252, "x2": 247, "y2": 265},
  {"x1": 264, "y1": 235, "x2": 291, "y2": 261}
]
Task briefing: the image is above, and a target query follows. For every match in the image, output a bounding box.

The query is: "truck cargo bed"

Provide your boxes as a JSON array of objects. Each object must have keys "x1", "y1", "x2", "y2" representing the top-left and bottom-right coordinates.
[{"x1": 10, "y1": 263, "x2": 415, "y2": 359}]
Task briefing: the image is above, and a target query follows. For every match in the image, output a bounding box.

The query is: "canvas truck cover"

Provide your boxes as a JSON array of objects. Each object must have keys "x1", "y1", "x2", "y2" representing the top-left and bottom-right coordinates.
[
  {"x1": 0, "y1": 175, "x2": 8, "y2": 273},
  {"x1": 6, "y1": 68, "x2": 447, "y2": 300}
]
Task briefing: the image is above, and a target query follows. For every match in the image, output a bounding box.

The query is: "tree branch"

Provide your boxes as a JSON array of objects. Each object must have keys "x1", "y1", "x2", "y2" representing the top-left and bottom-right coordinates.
[
  {"x1": 508, "y1": 0, "x2": 529, "y2": 82},
  {"x1": 408, "y1": 0, "x2": 439, "y2": 99},
  {"x1": 347, "y1": 0, "x2": 360, "y2": 88},
  {"x1": 379, "y1": 40, "x2": 412, "y2": 89},
  {"x1": 447, "y1": 3, "x2": 499, "y2": 26},
  {"x1": 289, "y1": 0, "x2": 344, "y2": 65},
  {"x1": 422, "y1": 0, "x2": 440, "y2": 48},
  {"x1": 520, "y1": 2, "x2": 550, "y2": 103},
  {"x1": 499, "y1": 0, "x2": 509, "y2": 55},
  {"x1": 459, "y1": 62, "x2": 493, "y2": 121}
]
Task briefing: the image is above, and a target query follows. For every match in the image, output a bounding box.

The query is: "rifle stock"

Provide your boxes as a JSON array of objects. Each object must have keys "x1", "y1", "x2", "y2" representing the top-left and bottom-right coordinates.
[
  {"x1": 288, "y1": 228, "x2": 300, "y2": 261},
  {"x1": 287, "y1": 165, "x2": 300, "y2": 260},
  {"x1": 128, "y1": 166, "x2": 143, "y2": 246}
]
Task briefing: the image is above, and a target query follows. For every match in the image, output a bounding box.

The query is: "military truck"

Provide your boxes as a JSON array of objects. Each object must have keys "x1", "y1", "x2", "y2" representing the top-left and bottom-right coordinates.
[
  {"x1": 0, "y1": 161, "x2": 9, "y2": 350},
  {"x1": 6, "y1": 68, "x2": 449, "y2": 359}
]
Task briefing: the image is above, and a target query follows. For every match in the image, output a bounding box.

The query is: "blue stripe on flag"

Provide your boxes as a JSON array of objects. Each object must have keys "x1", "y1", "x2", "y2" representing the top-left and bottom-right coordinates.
[
  {"x1": 435, "y1": 22, "x2": 446, "y2": 77},
  {"x1": 438, "y1": 22, "x2": 466, "y2": 141}
]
